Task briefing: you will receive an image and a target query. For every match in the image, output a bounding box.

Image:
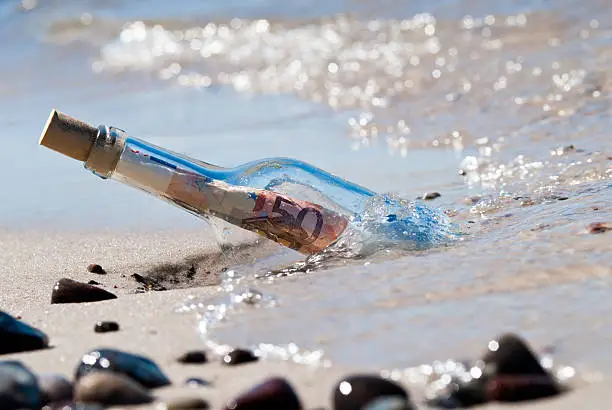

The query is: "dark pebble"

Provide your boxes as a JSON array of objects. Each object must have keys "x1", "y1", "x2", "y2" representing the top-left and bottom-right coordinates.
[
  {"x1": 185, "y1": 377, "x2": 210, "y2": 387},
  {"x1": 86, "y1": 280, "x2": 101, "y2": 286},
  {"x1": 224, "y1": 377, "x2": 301, "y2": 410},
  {"x1": 482, "y1": 333, "x2": 549, "y2": 376},
  {"x1": 587, "y1": 222, "x2": 611, "y2": 234},
  {"x1": 75, "y1": 348, "x2": 170, "y2": 388},
  {"x1": 222, "y1": 348, "x2": 259, "y2": 366},
  {"x1": 421, "y1": 192, "x2": 441, "y2": 200},
  {"x1": 94, "y1": 321, "x2": 119, "y2": 333},
  {"x1": 42, "y1": 402, "x2": 105, "y2": 410},
  {"x1": 0, "y1": 311, "x2": 49, "y2": 355},
  {"x1": 0, "y1": 360, "x2": 40, "y2": 410},
  {"x1": 178, "y1": 351, "x2": 208, "y2": 364},
  {"x1": 51, "y1": 278, "x2": 117, "y2": 304},
  {"x1": 363, "y1": 396, "x2": 413, "y2": 410},
  {"x1": 485, "y1": 375, "x2": 560, "y2": 402},
  {"x1": 39, "y1": 374, "x2": 73, "y2": 405},
  {"x1": 333, "y1": 374, "x2": 409, "y2": 410},
  {"x1": 162, "y1": 397, "x2": 210, "y2": 409},
  {"x1": 428, "y1": 333, "x2": 563, "y2": 408},
  {"x1": 74, "y1": 372, "x2": 152, "y2": 406},
  {"x1": 87, "y1": 264, "x2": 106, "y2": 275}
]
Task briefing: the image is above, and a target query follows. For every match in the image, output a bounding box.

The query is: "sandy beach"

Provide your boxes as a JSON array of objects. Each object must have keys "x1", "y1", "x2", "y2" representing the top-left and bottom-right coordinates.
[
  {"x1": 1, "y1": 227, "x2": 611, "y2": 409},
  {"x1": 2, "y1": 0, "x2": 612, "y2": 408}
]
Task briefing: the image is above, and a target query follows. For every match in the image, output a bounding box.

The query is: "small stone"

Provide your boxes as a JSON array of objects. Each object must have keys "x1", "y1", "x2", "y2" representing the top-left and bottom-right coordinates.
[
  {"x1": 485, "y1": 375, "x2": 561, "y2": 402},
  {"x1": 222, "y1": 348, "x2": 258, "y2": 366},
  {"x1": 333, "y1": 375, "x2": 409, "y2": 410},
  {"x1": 587, "y1": 222, "x2": 611, "y2": 234},
  {"x1": 160, "y1": 397, "x2": 210, "y2": 409},
  {"x1": 185, "y1": 377, "x2": 210, "y2": 387},
  {"x1": 87, "y1": 264, "x2": 106, "y2": 275},
  {"x1": 87, "y1": 280, "x2": 101, "y2": 286},
  {"x1": 94, "y1": 321, "x2": 119, "y2": 333},
  {"x1": 363, "y1": 396, "x2": 413, "y2": 410},
  {"x1": 0, "y1": 311, "x2": 49, "y2": 355},
  {"x1": 0, "y1": 361, "x2": 40, "y2": 410},
  {"x1": 482, "y1": 333, "x2": 549, "y2": 376},
  {"x1": 428, "y1": 333, "x2": 562, "y2": 408},
  {"x1": 74, "y1": 372, "x2": 153, "y2": 406},
  {"x1": 223, "y1": 377, "x2": 301, "y2": 410},
  {"x1": 75, "y1": 348, "x2": 170, "y2": 388},
  {"x1": 177, "y1": 351, "x2": 207, "y2": 364},
  {"x1": 421, "y1": 192, "x2": 441, "y2": 200},
  {"x1": 43, "y1": 403, "x2": 105, "y2": 410},
  {"x1": 39, "y1": 374, "x2": 73, "y2": 405},
  {"x1": 51, "y1": 278, "x2": 117, "y2": 304}
]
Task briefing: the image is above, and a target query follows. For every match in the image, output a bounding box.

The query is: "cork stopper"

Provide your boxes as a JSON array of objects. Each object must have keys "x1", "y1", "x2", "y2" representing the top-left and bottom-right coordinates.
[{"x1": 39, "y1": 109, "x2": 99, "y2": 161}]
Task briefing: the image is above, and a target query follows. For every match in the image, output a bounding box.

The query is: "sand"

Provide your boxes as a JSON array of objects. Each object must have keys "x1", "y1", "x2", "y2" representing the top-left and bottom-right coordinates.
[{"x1": 0, "y1": 227, "x2": 610, "y2": 409}]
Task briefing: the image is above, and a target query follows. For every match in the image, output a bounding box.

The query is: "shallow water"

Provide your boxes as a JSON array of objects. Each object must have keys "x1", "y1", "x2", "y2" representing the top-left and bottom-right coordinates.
[{"x1": 1, "y1": 0, "x2": 611, "y2": 377}]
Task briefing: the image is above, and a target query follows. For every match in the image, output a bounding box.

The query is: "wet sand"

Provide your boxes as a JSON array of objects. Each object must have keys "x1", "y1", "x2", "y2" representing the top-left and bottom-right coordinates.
[{"x1": 1, "y1": 227, "x2": 611, "y2": 409}]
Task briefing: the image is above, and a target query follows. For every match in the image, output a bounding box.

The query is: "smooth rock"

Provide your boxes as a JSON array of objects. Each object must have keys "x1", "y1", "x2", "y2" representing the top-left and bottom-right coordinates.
[
  {"x1": 224, "y1": 377, "x2": 301, "y2": 410},
  {"x1": 185, "y1": 377, "x2": 210, "y2": 387},
  {"x1": 221, "y1": 348, "x2": 258, "y2": 366},
  {"x1": 161, "y1": 397, "x2": 210, "y2": 409},
  {"x1": 0, "y1": 311, "x2": 49, "y2": 355},
  {"x1": 93, "y1": 321, "x2": 119, "y2": 333},
  {"x1": 0, "y1": 361, "x2": 40, "y2": 410},
  {"x1": 75, "y1": 372, "x2": 152, "y2": 406},
  {"x1": 75, "y1": 348, "x2": 170, "y2": 388},
  {"x1": 43, "y1": 402, "x2": 105, "y2": 410},
  {"x1": 39, "y1": 374, "x2": 73, "y2": 405},
  {"x1": 333, "y1": 375, "x2": 409, "y2": 410},
  {"x1": 51, "y1": 279, "x2": 117, "y2": 304},
  {"x1": 427, "y1": 333, "x2": 563, "y2": 408},
  {"x1": 485, "y1": 375, "x2": 561, "y2": 402},
  {"x1": 363, "y1": 396, "x2": 413, "y2": 410},
  {"x1": 421, "y1": 192, "x2": 441, "y2": 200},
  {"x1": 87, "y1": 264, "x2": 106, "y2": 275},
  {"x1": 482, "y1": 333, "x2": 549, "y2": 376},
  {"x1": 177, "y1": 351, "x2": 207, "y2": 364}
]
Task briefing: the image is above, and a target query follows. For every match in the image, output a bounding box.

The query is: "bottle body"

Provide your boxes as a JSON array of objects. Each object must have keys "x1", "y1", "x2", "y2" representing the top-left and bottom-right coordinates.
[{"x1": 94, "y1": 127, "x2": 372, "y2": 254}]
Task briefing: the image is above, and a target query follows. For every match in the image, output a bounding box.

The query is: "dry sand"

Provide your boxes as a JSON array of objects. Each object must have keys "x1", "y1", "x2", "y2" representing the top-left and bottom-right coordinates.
[{"x1": 1, "y1": 227, "x2": 610, "y2": 409}]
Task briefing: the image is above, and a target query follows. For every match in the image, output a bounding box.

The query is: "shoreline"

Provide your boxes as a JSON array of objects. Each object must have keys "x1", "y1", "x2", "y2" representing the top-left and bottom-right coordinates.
[{"x1": 1, "y1": 227, "x2": 610, "y2": 409}]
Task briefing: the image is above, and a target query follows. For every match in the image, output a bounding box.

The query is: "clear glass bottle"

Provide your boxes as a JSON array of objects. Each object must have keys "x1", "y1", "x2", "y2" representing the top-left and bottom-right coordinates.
[{"x1": 39, "y1": 110, "x2": 378, "y2": 254}]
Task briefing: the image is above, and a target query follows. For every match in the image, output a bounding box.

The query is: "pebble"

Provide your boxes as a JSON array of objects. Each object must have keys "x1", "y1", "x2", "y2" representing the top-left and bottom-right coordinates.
[
  {"x1": 93, "y1": 321, "x2": 120, "y2": 333},
  {"x1": 223, "y1": 377, "x2": 301, "y2": 410},
  {"x1": 0, "y1": 311, "x2": 49, "y2": 355},
  {"x1": 51, "y1": 278, "x2": 117, "y2": 304},
  {"x1": 39, "y1": 374, "x2": 74, "y2": 405},
  {"x1": 222, "y1": 348, "x2": 259, "y2": 366},
  {"x1": 75, "y1": 348, "x2": 171, "y2": 388},
  {"x1": 87, "y1": 280, "x2": 101, "y2": 286},
  {"x1": 87, "y1": 264, "x2": 106, "y2": 275},
  {"x1": 74, "y1": 371, "x2": 153, "y2": 406},
  {"x1": 0, "y1": 360, "x2": 40, "y2": 410},
  {"x1": 159, "y1": 397, "x2": 210, "y2": 409},
  {"x1": 42, "y1": 403, "x2": 105, "y2": 410},
  {"x1": 427, "y1": 333, "x2": 562, "y2": 408},
  {"x1": 185, "y1": 377, "x2": 210, "y2": 387},
  {"x1": 587, "y1": 222, "x2": 611, "y2": 234},
  {"x1": 333, "y1": 375, "x2": 409, "y2": 410},
  {"x1": 177, "y1": 351, "x2": 208, "y2": 364},
  {"x1": 363, "y1": 396, "x2": 413, "y2": 410},
  {"x1": 421, "y1": 192, "x2": 441, "y2": 200}
]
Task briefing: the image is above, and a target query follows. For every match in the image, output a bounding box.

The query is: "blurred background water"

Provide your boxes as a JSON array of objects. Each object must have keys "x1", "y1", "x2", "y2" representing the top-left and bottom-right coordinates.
[{"x1": 1, "y1": 0, "x2": 611, "y2": 373}]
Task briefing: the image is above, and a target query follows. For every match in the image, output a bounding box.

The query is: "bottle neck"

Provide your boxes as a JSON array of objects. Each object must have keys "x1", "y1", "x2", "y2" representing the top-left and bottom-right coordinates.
[{"x1": 84, "y1": 125, "x2": 127, "y2": 179}]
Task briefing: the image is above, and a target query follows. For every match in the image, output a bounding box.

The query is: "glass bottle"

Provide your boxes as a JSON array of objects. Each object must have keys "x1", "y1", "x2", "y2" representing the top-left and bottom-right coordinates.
[{"x1": 39, "y1": 110, "x2": 379, "y2": 254}]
